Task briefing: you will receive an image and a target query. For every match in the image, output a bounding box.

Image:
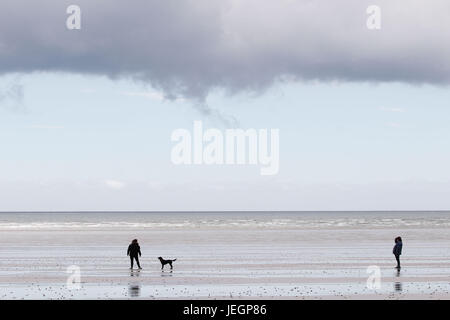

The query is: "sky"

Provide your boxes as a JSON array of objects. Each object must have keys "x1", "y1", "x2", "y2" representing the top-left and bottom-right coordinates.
[{"x1": 1, "y1": 1, "x2": 450, "y2": 211}]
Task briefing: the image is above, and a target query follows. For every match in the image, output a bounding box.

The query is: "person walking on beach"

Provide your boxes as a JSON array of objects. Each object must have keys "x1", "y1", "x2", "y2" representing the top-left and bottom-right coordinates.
[
  {"x1": 127, "y1": 239, "x2": 142, "y2": 270},
  {"x1": 393, "y1": 236, "x2": 403, "y2": 269}
]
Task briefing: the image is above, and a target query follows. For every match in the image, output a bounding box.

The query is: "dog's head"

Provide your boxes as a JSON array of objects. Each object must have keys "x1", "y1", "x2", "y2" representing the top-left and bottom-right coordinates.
[{"x1": 158, "y1": 257, "x2": 163, "y2": 261}]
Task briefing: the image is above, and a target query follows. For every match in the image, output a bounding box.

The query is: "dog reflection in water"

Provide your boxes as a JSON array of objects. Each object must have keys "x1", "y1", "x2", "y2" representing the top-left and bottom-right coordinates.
[{"x1": 161, "y1": 270, "x2": 173, "y2": 277}]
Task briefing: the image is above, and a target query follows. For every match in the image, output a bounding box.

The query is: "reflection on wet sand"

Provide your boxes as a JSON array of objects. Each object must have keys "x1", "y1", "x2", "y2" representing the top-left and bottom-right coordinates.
[
  {"x1": 394, "y1": 269, "x2": 402, "y2": 292},
  {"x1": 128, "y1": 284, "x2": 140, "y2": 297},
  {"x1": 130, "y1": 270, "x2": 141, "y2": 277},
  {"x1": 129, "y1": 270, "x2": 141, "y2": 297},
  {"x1": 161, "y1": 270, "x2": 173, "y2": 277}
]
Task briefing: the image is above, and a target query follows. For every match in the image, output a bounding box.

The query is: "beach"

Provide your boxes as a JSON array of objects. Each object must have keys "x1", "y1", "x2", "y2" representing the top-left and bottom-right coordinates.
[{"x1": 0, "y1": 211, "x2": 449, "y2": 299}]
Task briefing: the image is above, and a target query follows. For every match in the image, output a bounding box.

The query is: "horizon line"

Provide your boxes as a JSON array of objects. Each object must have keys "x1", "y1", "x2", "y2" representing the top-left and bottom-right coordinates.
[{"x1": 0, "y1": 210, "x2": 449, "y2": 213}]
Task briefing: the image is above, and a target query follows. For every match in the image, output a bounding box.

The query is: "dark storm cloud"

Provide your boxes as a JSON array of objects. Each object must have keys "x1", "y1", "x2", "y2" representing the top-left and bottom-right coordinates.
[{"x1": 1, "y1": 0, "x2": 449, "y2": 101}]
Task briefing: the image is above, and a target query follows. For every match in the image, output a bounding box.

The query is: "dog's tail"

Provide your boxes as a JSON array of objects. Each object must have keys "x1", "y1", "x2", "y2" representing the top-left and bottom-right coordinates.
[{"x1": 173, "y1": 259, "x2": 177, "y2": 262}]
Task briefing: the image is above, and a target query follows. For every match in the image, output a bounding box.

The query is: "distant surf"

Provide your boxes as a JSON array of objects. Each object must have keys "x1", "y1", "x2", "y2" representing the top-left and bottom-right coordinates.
[{"x1": 0, "y1": 211, "x2": 449, "y2": 231}]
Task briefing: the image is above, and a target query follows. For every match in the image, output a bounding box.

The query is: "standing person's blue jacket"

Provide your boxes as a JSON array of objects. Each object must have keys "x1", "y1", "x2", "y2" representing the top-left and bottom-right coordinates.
[{"x1": 393, "y1": 240, "x2": 402, "y2": 256}]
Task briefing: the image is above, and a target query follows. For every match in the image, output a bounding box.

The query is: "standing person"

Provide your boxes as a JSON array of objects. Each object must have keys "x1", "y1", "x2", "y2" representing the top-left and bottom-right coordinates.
[
  {"x1": 393, "y1": 236, "x2": 403, "y2": 269},
  {"x1": 127, "y1": 239, "x2": 142, "y2": 270}
]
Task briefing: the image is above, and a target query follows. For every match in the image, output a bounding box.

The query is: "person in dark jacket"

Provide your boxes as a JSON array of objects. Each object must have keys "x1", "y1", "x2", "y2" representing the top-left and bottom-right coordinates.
[
  {"x1": 127, "y1": 239, "x2": 142, "y2": 269},
  {"x1": 393, "y1": 236, "x2": 403, "y2": 269}
]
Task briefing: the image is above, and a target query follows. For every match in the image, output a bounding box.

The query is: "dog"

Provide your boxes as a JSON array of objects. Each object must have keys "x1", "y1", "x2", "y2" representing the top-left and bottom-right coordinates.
[{"x1": 158, "y1": 257, "x2": 177, "y2": 270}]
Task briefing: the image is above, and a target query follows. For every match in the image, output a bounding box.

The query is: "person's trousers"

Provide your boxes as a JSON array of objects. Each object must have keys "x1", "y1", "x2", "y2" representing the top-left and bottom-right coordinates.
[
  {"x1": 130, "y1": 255, "x2": 141, "y2": 268},
  {"x1": 395, "y1": 254, "x2": 400, "y2": 268}
]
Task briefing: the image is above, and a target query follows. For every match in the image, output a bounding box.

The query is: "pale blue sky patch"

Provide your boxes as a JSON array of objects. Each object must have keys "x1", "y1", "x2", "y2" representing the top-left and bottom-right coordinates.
[{"x1": 1, "y1": 73, "x2": 450, "y2": 210}]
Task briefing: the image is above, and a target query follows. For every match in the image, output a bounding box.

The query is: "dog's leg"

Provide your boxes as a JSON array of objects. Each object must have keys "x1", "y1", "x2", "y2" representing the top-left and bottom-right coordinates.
[{"x1": 169, "y1": 262, "x2": 173, "y2": 269}]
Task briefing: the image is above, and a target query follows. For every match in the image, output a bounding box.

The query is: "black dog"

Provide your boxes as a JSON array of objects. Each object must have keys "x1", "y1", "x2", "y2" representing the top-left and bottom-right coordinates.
[{"x1": 158, "y1": 257, "x2": 177, "y2": 270}]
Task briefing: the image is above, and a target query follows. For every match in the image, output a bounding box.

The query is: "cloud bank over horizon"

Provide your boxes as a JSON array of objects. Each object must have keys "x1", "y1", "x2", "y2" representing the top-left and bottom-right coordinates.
[{"x1": 1, "y1": 0, "x2": 450, "y2": 103}]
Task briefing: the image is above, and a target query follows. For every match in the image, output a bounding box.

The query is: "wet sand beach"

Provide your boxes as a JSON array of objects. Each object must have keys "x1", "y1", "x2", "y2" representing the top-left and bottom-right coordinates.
[{"x1": 0, "y1": 212, "x2": 449, "y2": 299}]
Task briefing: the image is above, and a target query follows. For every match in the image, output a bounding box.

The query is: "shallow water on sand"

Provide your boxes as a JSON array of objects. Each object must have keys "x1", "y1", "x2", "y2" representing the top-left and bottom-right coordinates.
[{"x1": 0, "y1": 212, "x2": 449, "y2": 299}]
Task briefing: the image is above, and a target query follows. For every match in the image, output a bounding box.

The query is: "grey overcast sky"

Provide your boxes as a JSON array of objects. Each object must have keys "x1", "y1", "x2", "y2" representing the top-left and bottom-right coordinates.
[{"x1": 1, "y1": 0, "x2": 450, "y2": 99}]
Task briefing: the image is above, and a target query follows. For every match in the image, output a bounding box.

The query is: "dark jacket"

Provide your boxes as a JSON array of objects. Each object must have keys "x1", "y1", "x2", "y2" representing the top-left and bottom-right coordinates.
[
  {"x1": 393, "y1": 241, "x2": 402, "y2": 256},
  {"x1": 127, "y1": 243, "x2": 141, "y2": 257}
]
